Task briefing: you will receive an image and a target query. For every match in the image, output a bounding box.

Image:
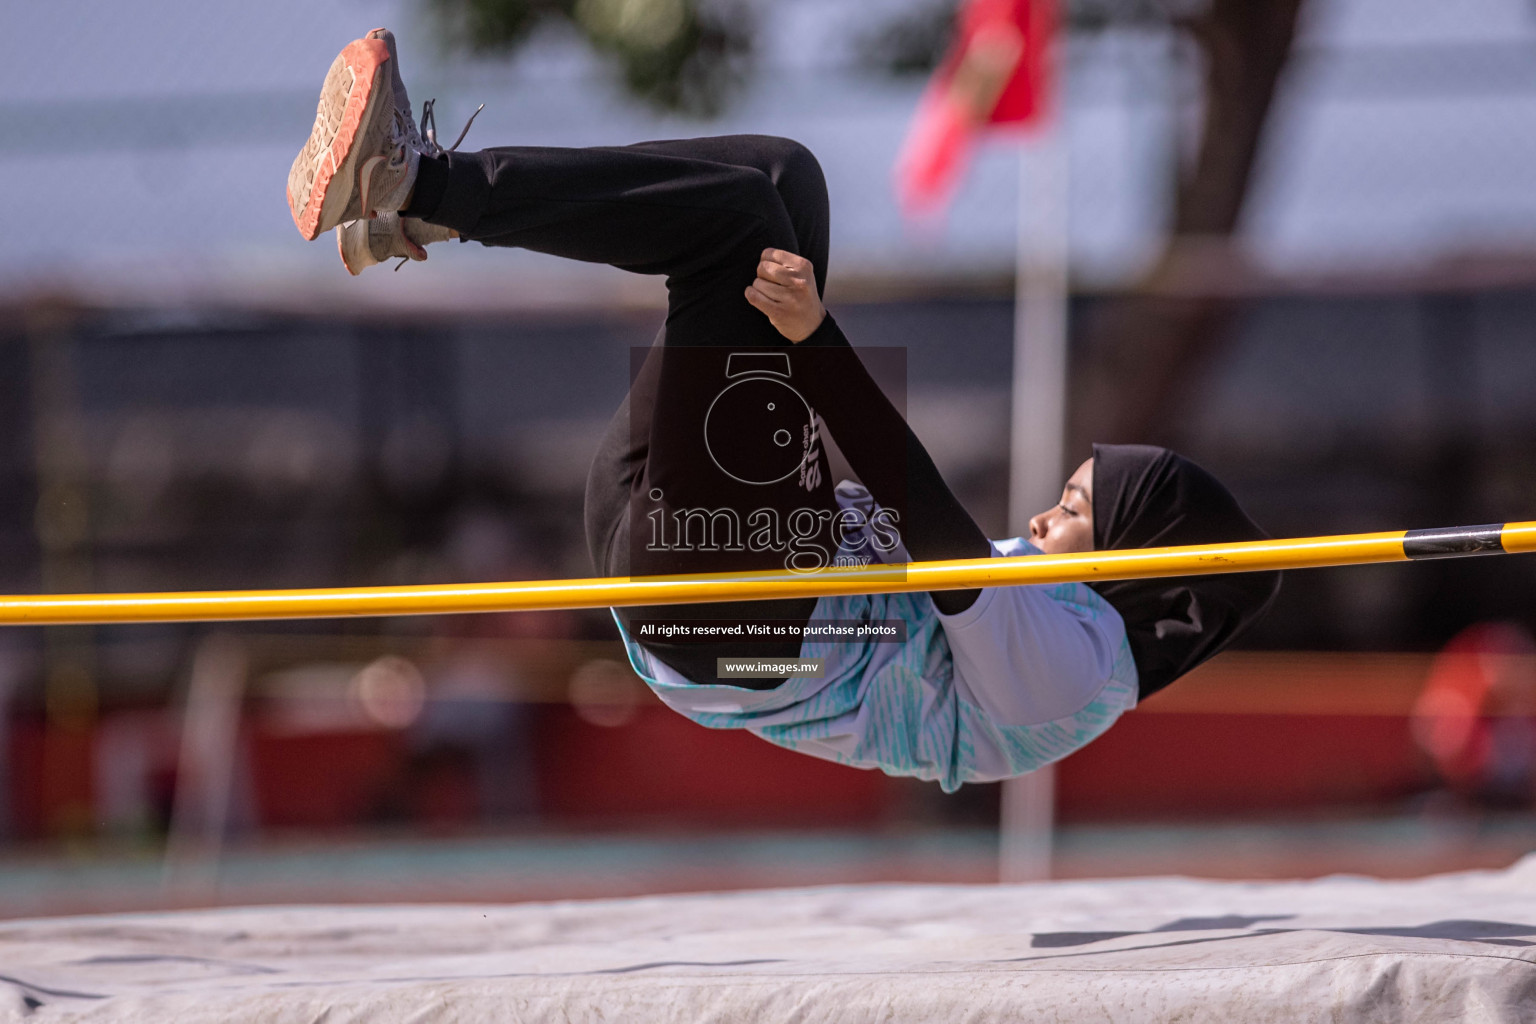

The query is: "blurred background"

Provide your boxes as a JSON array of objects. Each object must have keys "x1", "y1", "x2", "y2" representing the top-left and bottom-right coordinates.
[{"x1": 2, "y1": 0, "x2": 1536, "y2": 918}]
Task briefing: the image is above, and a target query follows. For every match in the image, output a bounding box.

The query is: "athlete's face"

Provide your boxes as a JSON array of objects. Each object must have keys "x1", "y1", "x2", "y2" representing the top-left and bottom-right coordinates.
[{"x1": 1028, "y1": 459, "x2": 1094, "y2": 554}]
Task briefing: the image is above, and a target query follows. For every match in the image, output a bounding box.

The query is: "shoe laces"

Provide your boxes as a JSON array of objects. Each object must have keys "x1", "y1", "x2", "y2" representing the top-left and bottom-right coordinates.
[
  {"x1": 380, "y1": 110, "x2": 408, "y2": 170},
  {"x1": 396, "y1": 97, "x2": 426, "y2": 155},
  {"x1": 421, "y1": 98, "x2": 484, "y2": 157},
  {"x1": 383, "y1": 99, "x2": 483, "y2": 270}
]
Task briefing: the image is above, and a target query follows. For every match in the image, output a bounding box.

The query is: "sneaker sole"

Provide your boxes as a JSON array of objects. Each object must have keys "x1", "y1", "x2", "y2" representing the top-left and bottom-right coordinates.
[{"x1": 287, "y1": 38, "x2": 392, "y2": 241}]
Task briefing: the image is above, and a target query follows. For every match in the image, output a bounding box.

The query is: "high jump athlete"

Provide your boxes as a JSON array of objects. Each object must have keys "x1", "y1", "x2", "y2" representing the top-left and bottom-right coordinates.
[{"x1": 287, "y1": 30, "x2": 1280, "y2": 791}]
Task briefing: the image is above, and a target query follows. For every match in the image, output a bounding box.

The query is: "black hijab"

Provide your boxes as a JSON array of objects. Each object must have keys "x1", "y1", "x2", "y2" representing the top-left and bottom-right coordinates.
[{"x1": 1089, "y1": 444, "x2": 1281, "y2": 701}]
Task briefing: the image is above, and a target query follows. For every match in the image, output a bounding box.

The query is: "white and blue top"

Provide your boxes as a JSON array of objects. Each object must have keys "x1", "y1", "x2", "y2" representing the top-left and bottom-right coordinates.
[{"x1": 614, "y1": 484, "x2": 1140, "y2": 792}]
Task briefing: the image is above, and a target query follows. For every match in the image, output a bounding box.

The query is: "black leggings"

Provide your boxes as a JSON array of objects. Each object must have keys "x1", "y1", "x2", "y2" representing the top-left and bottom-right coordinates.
[{"x1": 407, "y1": 135, "x2": 991, "y2": 684}]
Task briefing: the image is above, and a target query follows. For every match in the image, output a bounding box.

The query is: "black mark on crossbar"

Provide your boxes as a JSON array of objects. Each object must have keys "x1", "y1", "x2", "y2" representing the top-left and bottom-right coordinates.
[{"x1": 1404, "y1": 525, "x2": 1505, "y2": 559}]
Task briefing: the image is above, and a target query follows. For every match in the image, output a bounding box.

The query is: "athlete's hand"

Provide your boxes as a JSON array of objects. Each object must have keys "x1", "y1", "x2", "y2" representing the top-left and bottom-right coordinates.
[{"x1": 745, "y1": 248, "x2": 826, "y2": 343}]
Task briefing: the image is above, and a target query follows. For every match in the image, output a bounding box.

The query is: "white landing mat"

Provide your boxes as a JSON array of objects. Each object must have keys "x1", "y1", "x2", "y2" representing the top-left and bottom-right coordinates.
[{"x1": 3, "y1": 856, "x2": 1536, "y2": 1022}]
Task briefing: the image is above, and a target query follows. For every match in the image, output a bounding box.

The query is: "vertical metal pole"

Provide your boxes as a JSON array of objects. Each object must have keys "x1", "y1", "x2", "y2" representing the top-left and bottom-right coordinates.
[
  {"x1": 164, "y1": 635, "x2": 247, "y2": 897},
  {"x1": 1001, "y1": 122, "x2": 1069, "y2": 884}
]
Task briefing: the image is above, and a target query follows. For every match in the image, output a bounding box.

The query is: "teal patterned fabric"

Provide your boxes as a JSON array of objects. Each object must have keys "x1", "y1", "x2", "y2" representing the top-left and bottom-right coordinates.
[{"x1": 613, "y1": 541, "x2": 1139, "y2": 793}]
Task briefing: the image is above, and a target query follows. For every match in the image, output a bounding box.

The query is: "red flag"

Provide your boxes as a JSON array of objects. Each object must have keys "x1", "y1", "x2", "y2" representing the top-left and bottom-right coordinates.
[{"x1": 895, "y1": 0, "x2": 1056, "y2": 215}]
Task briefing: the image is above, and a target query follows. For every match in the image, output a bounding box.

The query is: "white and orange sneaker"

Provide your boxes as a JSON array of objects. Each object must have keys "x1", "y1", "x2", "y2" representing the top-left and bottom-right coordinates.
[
  {"x1": 337, "y1": 212, "x2": 456, "y2": 275},
  {"x1": 287, "y1": 36, "x2": 424, "y2": 240},
  {"x1": 330, "y1": 28, "x2": 483, "y2": 274},
  {"x1": 364, "y1": 29, "x2": 427, "y2": 154}
]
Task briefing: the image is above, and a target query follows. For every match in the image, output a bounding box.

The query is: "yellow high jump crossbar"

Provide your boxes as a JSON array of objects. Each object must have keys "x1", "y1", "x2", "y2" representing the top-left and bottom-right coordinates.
[{"x1": 1, "y1": 522, "x2": 1533, "y2": 626}]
